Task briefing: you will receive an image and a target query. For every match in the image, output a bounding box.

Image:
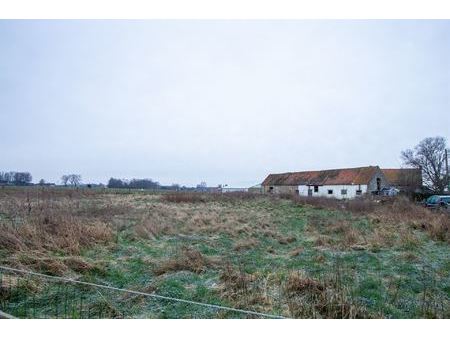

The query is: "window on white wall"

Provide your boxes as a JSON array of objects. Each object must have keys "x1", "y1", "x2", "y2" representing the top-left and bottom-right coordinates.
[
  {"x1": 314, "y1": 185, "x2": 318, "y2": 193},
  {"x1": 328, "y1": 190, "x2": 333, "y2": 195},
  {"x1": 356, "y1": 190, "x2": 362, "y2": 195},
  {"x1": 341, "y1": 189, "x2": 347, "y2": 195}
]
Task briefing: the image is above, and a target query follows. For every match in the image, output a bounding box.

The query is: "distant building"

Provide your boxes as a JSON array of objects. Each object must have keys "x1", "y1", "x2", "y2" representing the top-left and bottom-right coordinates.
[
  {"x1": 221, "y1": 187, "x2": 248, "y2": 193},
  {"x1": 40, "y1": 183, "x2": 56, "y2": 186},
  {"x1": 262, "y1": 166, "x2": 388, "y2": 199},
  {"x1": 248, "y1": 184, "x2": 263, "y2": 193},
  {"x1": 381, "y1": 168, "x2": 422, "y2": 193}
]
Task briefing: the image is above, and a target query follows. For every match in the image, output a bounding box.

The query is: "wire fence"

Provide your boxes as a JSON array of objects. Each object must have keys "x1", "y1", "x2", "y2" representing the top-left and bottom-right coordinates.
[{"x1": 0, "y1": 266, "x2": 285, "y2": 319}]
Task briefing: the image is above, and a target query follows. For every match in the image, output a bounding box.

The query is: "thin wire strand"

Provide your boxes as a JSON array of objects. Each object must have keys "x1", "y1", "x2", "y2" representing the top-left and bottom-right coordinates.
[{"x1": 0, "y1": 265, "x2": 285, "y2": 319}]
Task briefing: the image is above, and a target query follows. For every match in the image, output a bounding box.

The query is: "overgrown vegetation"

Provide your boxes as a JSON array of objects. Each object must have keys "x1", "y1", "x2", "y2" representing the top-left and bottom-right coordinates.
[{"x1": 0, "y1": 187, "x2": 448, "y2": 318}]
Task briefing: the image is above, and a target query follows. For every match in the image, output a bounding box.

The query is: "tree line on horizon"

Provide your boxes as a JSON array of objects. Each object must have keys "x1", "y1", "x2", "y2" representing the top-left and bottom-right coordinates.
[
  {"x1": 1, "y1": 137, "x2": 448, "y2": 193},
  {"x1": 0, "y1": 171, "x2": 32, "y2": 186},
  {"x1": 107, "y1": 178, "x2": 160, "y2": 189}
]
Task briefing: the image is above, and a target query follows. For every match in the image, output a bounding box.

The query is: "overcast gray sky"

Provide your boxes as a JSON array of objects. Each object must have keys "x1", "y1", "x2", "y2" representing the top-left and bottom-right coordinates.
[{"x1": 1, "y1": 20, "x2": 449, "y2": 187}]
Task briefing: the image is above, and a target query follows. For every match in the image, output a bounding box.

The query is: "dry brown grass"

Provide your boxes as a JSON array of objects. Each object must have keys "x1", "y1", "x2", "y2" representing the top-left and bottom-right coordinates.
[
  {"x1": 162, "y1": 191, "x2": 263, "y2": 204},
  {"x1": 233, "y1": 238, "x2": 259, "y2": 251},
  {"x1": 277, "y1": 235, "x2": 297, "y2": 245},
  {"x1": 371, "y1": 197, "x2": 449, "y2": 243},
  {"x1": 289, "y1": 247, "x2": 304, "y2": 257},
  {"x1": 162, "y1": 192, "x2": 207, "y2": 203},
  {"x1": 134, "y1": 214, "x2": 173, "y2": 239},
  {"x1": 303, "y1": 196, "x2": 449, "y2": 249},
  {"x1": 0, "y1": 189, "x2": 116, "y2": 274},
  {"x1": 219, "y1": 265, "x2": 270, "y2": 310},
  {"x1": 292, "y1": 194, "x2": 377, "y2": 213},
  {"x1": 133, "y1": 196, "x2": 277, "y2": 242},
  {"x1": 153, "y1": 246, "x2": 214, "y2": 275},
  {"x1": 0, "y1": 217, "x2": 113, "y2": 254},
  {"x1": 63, "y1": 256, "x2": 99, "y2": 273},
  {"x1": 283, "y1": 270, "x2": 370, "y2": 318}
]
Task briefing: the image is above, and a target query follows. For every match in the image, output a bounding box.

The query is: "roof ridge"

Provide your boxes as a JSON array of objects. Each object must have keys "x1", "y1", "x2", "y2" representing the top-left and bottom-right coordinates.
[
  {"x1": 267, "y1": 165, "x2": 378, "y2": 176},
  {"x1": 263, "y1": 166, "x2": 380, "y2": 186}
]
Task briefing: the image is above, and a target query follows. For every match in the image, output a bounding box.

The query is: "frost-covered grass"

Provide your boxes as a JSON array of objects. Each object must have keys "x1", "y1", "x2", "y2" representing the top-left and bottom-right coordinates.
[{"x1": 0, "y1": 188, "x2": 448, "y2": 318}]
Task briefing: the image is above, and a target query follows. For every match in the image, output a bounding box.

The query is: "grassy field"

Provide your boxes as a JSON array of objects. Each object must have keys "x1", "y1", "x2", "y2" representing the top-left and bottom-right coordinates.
[{"x1": 0, "y1": 187, "x2": 449, "y2": 318}]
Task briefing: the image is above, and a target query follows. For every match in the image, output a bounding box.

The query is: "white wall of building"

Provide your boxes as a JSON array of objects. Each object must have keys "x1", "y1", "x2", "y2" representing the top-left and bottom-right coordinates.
[{"x1": 298, "y1": 184, "x2": 368, "y2": 199}]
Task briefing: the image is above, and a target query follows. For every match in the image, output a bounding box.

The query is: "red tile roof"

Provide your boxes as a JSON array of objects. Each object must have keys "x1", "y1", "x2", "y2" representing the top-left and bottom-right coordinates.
[
  {"x1": 262, "y1": 166, "x2": 381, "y2": 186},
  {"x1": 381, "y1": 168, "x2": 422, "y2": 187}
]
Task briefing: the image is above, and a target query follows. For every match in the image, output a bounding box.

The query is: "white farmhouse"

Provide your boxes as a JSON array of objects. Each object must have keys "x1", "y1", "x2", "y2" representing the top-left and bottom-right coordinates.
[{"x1": 262, "y1": 166, "x2": 388, "y2": 199}]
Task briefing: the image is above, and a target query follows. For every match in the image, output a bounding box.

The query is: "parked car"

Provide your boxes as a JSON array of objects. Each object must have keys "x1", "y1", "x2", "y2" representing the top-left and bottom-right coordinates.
[
  {"x1": 423, "y1": 195, "x2": 450, "y2": 210},
  {"x1": 380, "y1": 187, "x2": 399, "y2": 196}
]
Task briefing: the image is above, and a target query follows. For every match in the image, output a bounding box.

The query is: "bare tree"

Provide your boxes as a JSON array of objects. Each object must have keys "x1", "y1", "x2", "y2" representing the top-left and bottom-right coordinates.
[
  {"x1": 401, "y1": 136, "x2": 448, "y2": 193},
  {"x1": 61, "y1": 174, "x2": 82, "y2": 187},
  {"x1": 0, "y1": 172, "x2": 32, "y2": 185},
  {"x1": 68, "y1": 174, "x2": 82, "y2": 187},
  {"x1": 61, "y1": 175, "x2": 70, "y2": 186}
]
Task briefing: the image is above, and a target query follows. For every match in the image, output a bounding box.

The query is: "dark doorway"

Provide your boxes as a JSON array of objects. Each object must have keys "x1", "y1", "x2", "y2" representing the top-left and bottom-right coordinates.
[{"x1": 376, "y1": 178, "x2": 381, "y2": 191}]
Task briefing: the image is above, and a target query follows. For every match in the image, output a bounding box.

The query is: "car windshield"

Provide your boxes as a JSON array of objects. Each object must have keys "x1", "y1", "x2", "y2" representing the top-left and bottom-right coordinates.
[{"x1": 427, "y1": 196, "x2": 438, "y2": 203}]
